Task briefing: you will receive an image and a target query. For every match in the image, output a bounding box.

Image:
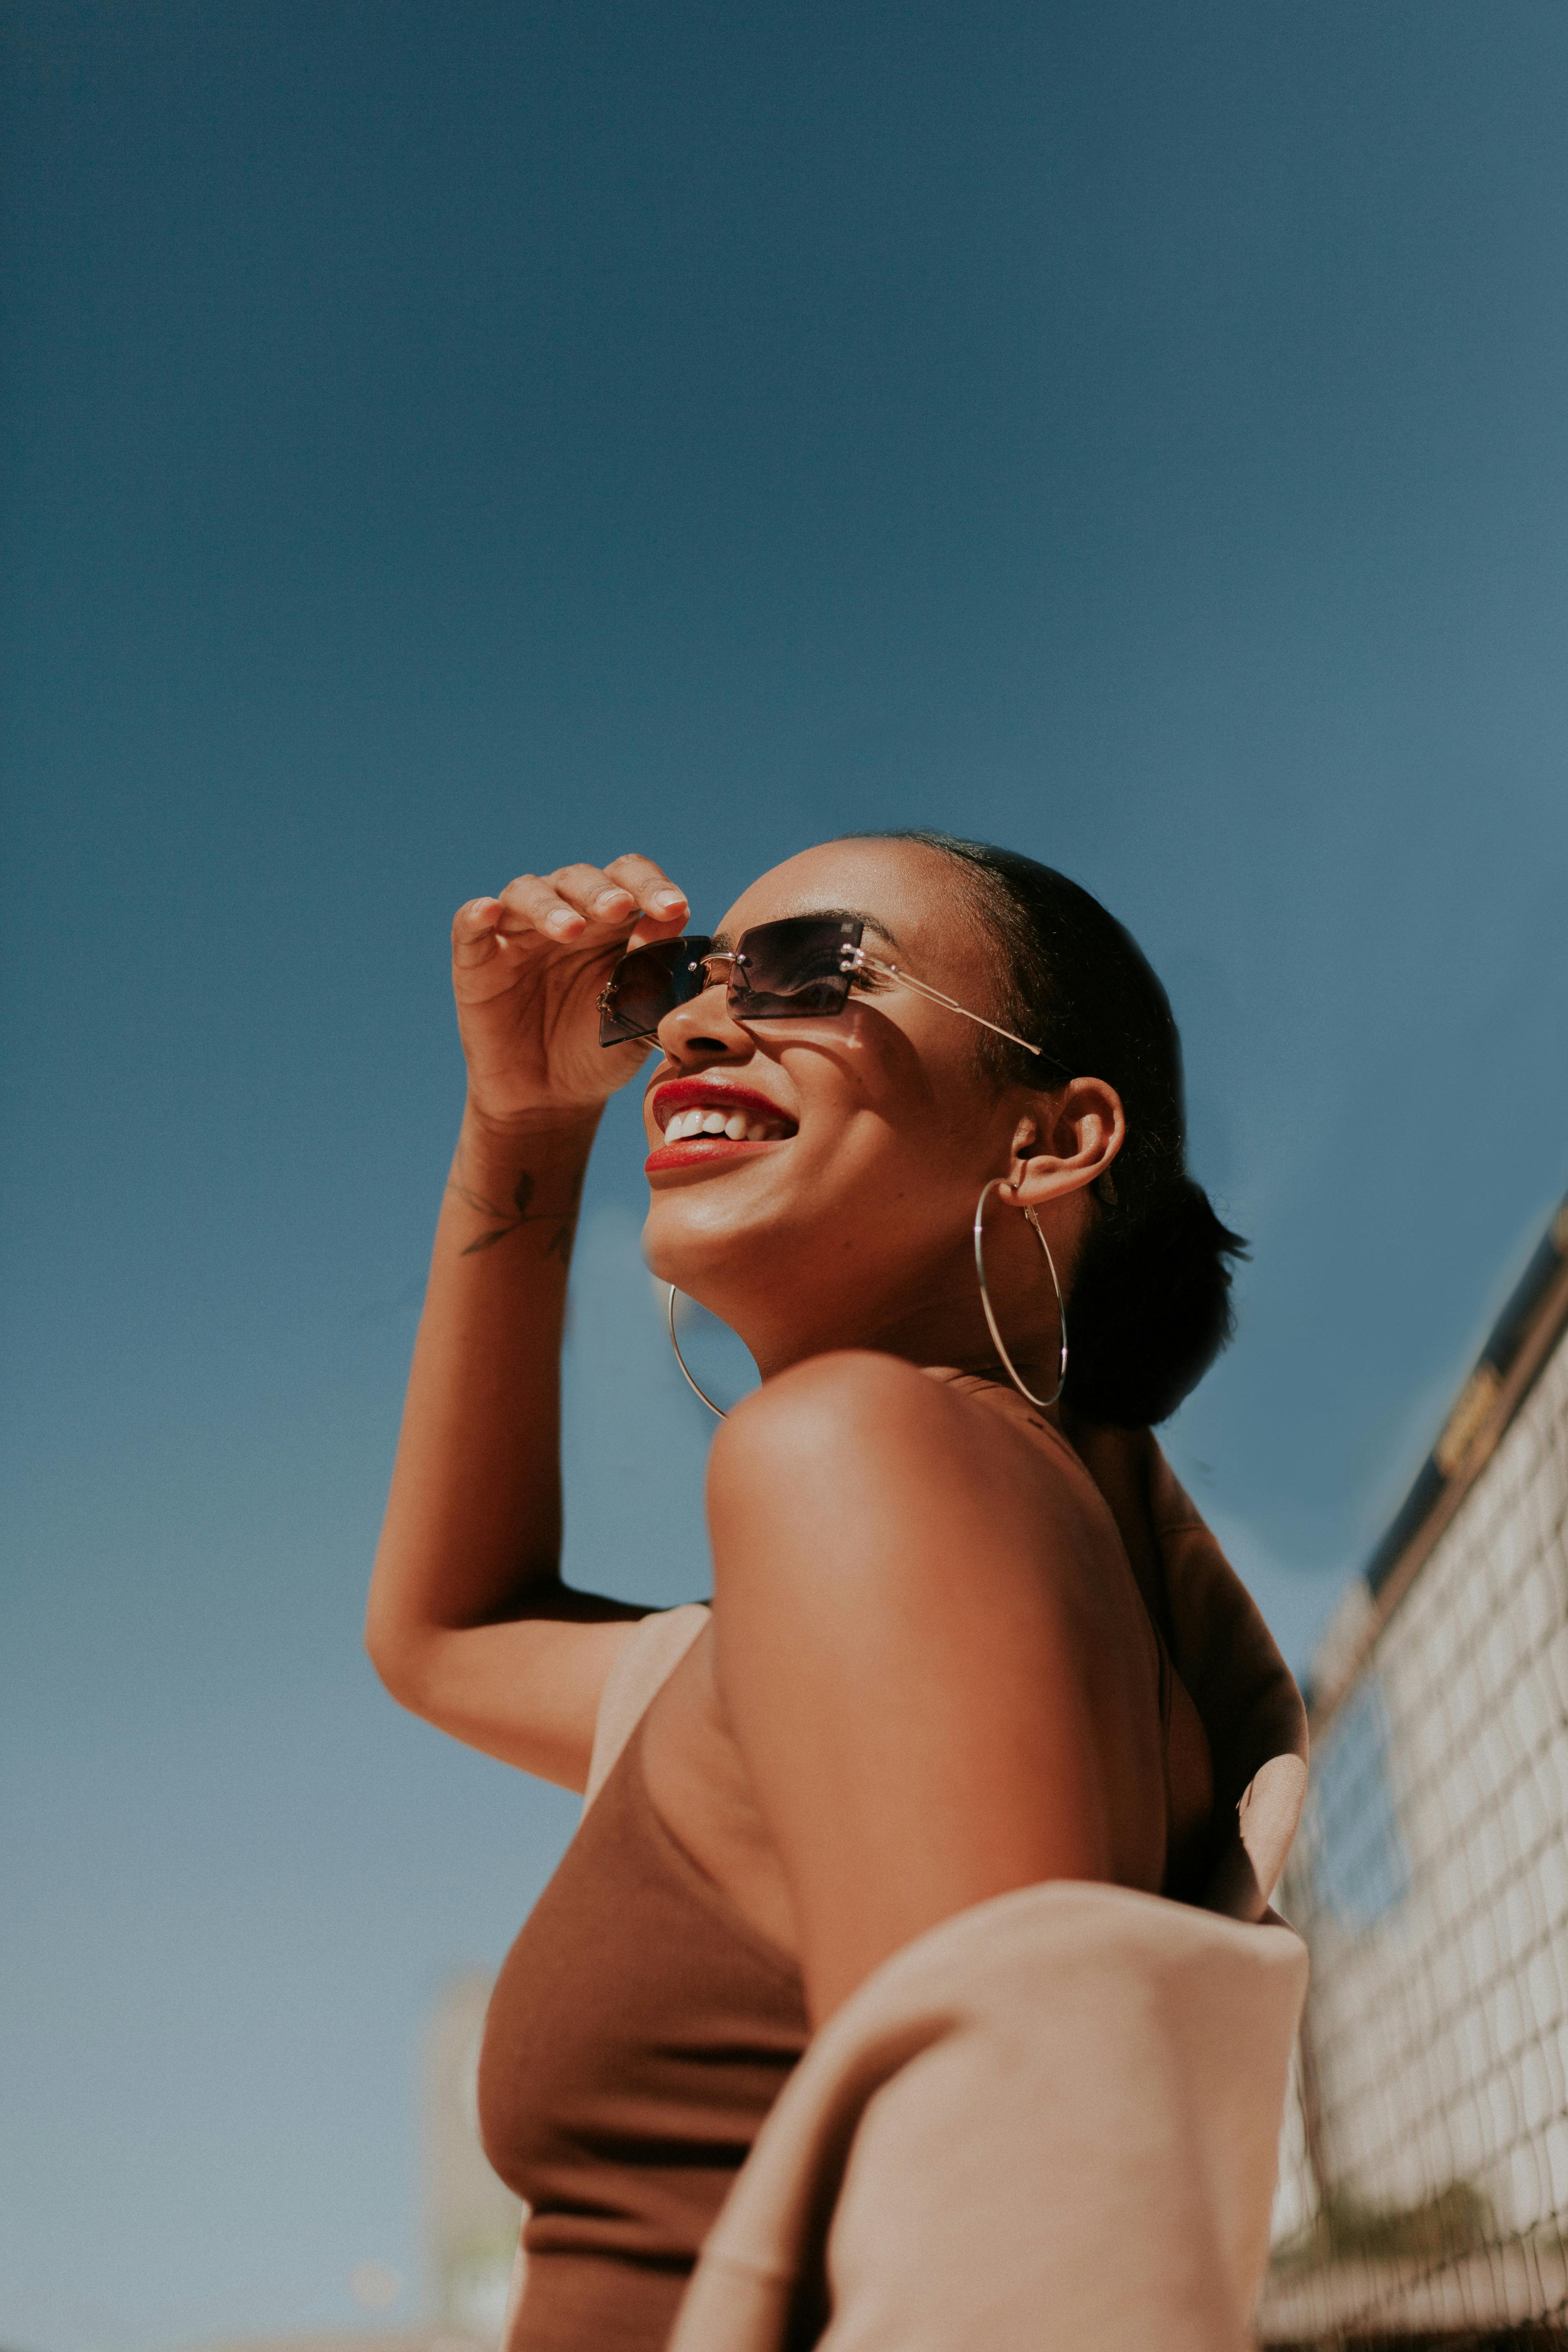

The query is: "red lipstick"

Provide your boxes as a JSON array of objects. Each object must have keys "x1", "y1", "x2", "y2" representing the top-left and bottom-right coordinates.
[{"x1": 645, "y1": 1078, "x2": 796, "y2": 1175}]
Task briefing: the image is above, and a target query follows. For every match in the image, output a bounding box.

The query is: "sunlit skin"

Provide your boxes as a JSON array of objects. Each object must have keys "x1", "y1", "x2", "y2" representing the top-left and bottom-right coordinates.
[{"x1": 368, "y1": 839, "x2": 1197, "y2": 2022}]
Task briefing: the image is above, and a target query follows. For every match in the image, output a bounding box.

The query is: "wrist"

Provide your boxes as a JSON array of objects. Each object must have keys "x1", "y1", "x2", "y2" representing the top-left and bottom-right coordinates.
[
  {"x1": 461, "y1": 1093, "x2": 602, "y2": 1154},
  {"x1": 445, "y1": 1100, "x2": 602, "y2": 1261}
]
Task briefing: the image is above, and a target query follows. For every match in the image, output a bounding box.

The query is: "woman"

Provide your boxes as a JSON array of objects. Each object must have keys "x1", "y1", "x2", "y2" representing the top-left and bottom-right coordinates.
[{"x1": 367, "y1": 830, "x2": 1308, "y2": 2352}]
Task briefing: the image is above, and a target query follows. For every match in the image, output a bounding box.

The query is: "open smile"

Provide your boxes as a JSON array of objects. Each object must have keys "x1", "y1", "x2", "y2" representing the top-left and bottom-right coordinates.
[{"x1": 645, "y1": 1079, "x2": 797, "y2": 1174}]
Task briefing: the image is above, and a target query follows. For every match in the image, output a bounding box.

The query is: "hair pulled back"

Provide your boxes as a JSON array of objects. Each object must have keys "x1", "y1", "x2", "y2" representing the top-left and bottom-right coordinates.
[{"x1": 870, "y1": 831, "x2": 1246, "y2": 1428}]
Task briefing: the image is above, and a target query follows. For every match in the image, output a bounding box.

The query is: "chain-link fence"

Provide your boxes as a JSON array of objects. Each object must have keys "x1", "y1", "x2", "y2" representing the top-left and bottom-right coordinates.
[{"x1": 1261, "y1": 1210, "x2": 1568, "y2": 2351}]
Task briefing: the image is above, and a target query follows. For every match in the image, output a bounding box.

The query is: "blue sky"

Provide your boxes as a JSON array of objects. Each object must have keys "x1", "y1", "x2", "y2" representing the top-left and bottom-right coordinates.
[{"x1": 3, "y1": 3, "x2": 1567, "y2": 2345}]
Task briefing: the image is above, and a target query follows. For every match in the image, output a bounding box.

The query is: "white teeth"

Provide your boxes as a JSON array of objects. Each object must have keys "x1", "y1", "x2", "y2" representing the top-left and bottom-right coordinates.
[{"x1": 662, "y1": 1103, "x2": 791, "y2": 1142}]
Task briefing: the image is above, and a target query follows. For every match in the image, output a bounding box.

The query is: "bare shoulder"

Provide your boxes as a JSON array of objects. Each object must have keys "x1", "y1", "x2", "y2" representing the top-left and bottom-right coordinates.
[
  {"x1": 707, "y1": 1349, "x2": 1113, "y2": 1621},
  {"x1": 705, "y1": 1352, "x2": 1163, "y2": 2018},
  {"x1": 715, "y1": 1347, "x2": 963, "y2": 1451}
]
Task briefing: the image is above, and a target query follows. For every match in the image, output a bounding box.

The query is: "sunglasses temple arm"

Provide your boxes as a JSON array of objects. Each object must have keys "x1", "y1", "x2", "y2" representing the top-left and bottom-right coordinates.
[{"x1": 857, "y1": 955, "x2": 1057, "y2": 1066}]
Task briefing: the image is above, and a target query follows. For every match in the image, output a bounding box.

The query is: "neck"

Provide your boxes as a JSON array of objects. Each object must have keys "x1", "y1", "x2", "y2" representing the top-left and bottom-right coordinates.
[
  {"x1": 683, "y1": 1190, "x2": 1087, "y2": 1393},
  {"x1": 733, "y1": 1246, "x2": 1064, "y2": 1396}
]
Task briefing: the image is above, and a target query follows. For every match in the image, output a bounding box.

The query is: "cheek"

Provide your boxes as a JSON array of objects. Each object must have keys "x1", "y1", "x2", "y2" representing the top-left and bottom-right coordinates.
[
  {"x1": 817, "y1": 1054, "x2": 991, "y2": 1172},
  {"x1": 789, "y1": 1107, "x2": 984, "y2": 1238},
  {"x1": 789, "y1": 1017, "x2": 970, "y2": 1139}
]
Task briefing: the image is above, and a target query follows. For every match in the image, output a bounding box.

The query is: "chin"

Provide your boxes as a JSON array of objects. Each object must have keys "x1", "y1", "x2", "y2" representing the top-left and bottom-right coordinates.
[
  {"x1": 642, "y1": 1194, "x2": 757, "y2": 1293},
  {"x1": 640, "y1": 1174, "x2": 803, "y2": 1313}
]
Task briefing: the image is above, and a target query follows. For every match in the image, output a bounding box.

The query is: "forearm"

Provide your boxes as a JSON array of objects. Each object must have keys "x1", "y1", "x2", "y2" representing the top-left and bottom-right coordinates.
[
  {"x1": 364, "y1": 852, "x2": 691, "y2": 1777},
  {"x1": 367, "y1": 1101, "x2": 615, "y2": 1669}
]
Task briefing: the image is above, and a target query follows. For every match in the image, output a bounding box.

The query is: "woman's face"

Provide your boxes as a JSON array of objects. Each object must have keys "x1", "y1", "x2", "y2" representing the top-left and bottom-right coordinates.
[{"x1": 638, "y1": 837, "x2": 1049, "y2": 1376}]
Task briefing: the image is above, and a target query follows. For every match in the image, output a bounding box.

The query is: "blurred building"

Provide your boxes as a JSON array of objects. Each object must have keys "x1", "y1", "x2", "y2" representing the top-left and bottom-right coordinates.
[
  {"x1": 421, "y1": 1972, "x2": 523, "y2": 2338},
  {"x1": 1263, "y1": 1194, "x2": 1568, "y2": 2347}
]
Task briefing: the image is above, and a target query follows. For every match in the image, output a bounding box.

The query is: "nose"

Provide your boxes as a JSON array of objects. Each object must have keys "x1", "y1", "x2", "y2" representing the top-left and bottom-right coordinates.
[{"x1": 658, "y1": 968, "x2": 756, "y2": 1067}]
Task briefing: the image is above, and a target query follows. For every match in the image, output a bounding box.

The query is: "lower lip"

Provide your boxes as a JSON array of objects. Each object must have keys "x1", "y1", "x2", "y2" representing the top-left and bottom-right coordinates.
[{"x1": 645, "y1": 1135, "x2": 791, "y2": 1174}]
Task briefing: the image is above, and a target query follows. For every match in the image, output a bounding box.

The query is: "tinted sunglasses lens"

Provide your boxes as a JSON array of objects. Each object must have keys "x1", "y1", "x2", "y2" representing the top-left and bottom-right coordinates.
[
  {"x1": 598, "y1": 938, "x2": 713, "y2": 1045},
  {"x1": 728, "y1": 916, "x2": 862, "y2": 1019}
]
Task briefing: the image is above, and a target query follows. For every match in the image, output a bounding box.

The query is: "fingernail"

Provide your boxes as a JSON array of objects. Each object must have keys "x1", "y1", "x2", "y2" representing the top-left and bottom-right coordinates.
[
  {"x1": 653, "y1": 889, "x2": 686, "y2": 910},
  {"x1": 546, "y1": 908, "x2": 578, "y2": 934},
  {"x1": 595, "y1": 888, "x2": 633, "y2": 912}
]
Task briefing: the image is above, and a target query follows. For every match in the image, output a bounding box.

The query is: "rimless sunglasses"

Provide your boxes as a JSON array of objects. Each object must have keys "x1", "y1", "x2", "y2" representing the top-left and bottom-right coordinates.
[{"x1": 597, "y1": 913, "x2": 1064, "y2": 1067}]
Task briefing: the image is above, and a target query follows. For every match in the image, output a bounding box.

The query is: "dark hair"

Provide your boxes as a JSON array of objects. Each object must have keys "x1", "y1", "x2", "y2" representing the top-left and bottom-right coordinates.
[{"x1": 864, "y1": 830, "x2": 1247, "y2": 1427}]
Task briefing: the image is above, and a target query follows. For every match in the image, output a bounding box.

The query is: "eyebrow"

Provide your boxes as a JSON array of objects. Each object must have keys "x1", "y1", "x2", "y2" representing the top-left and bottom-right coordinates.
[{"x1": 709, "y1": 908, "x2": 900, "y2": 955}]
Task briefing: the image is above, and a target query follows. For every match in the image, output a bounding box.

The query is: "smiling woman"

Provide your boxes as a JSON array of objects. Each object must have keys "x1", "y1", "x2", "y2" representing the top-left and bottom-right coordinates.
[{"x1": 364, "y1": 833, "x2": 1311, "y2": 2352}]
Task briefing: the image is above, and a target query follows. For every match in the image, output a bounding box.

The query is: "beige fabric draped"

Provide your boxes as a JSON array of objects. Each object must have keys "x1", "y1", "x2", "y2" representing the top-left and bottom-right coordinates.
[{"x1": 668, "y1": 1879, "x2": 1308, "y2": 2352}]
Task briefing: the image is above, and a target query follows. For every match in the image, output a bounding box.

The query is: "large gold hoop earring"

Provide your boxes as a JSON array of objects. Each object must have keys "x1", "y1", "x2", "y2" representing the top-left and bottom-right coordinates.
[
  {"x1": 667, "y1": 1283, "x2": 726, "y2": 1418},
  {"x1": 973, "y1": 1177, "x2": 1068, "y2": 1410}
]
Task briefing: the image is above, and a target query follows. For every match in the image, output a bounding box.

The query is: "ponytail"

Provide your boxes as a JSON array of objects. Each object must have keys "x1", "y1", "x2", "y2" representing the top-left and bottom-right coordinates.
[{"x1": 1066, "y1": 1174, "x2": 1243, "y2": 1427}]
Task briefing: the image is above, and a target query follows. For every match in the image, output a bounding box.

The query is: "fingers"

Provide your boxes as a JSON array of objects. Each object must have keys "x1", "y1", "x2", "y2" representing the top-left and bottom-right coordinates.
[
  {"x1": 544, "y1": 856, "x2": 689, "y2": 933},
  {"x1": 602, "y1": 853, "x2": 689, "y2": 927},
  {"x1": 468, "y1": 857, "x2": 689, "y2": 955},
  {"x1": 491, "y1": 871, "x2": 603, "y2": 947},
  {"x1": 452, "y1": 896, "x2": 504, "y2": 969}
]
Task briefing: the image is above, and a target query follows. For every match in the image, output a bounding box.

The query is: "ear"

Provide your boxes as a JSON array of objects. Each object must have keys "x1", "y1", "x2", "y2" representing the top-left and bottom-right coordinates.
[{"x1": 995, "y1": 1079, "x2": 1126, "y2": 1212}]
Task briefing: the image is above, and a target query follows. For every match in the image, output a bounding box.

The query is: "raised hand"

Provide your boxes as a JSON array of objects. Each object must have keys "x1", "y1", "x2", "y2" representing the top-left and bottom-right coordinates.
[{"x1": 452, "y1": 854, "x2": 690, "y2": 1126}]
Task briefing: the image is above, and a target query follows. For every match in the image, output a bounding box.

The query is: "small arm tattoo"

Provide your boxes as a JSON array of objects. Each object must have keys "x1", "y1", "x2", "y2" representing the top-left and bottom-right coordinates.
[{"x1": 452, "y1": 1164, "x2": 582, "y2": 1258}]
